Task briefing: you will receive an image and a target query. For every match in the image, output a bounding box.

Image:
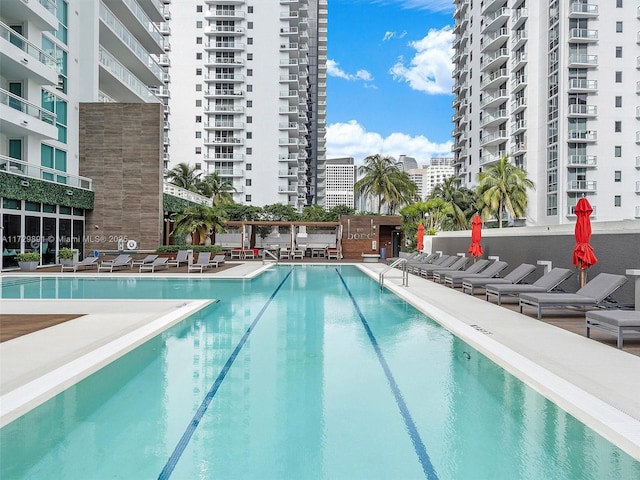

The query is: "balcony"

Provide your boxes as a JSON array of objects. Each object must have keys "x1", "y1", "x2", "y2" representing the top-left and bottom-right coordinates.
[
  {"x1": 510, "y1": 74, "x2": 527, "y2": 93},
  {"x1": 203, "y1": 153, "x2": 245, "y2": 163},
  {"x1": 568, "y1": 104, "x2": 597, "y2": 117},
  {"x1": 0, "y1": 88, "x2": 57, "y2": 139},
  {"x1": 209, "y1": 41, "x2": 245, "y2": 51},
  {"x1": 205, "y1": 25, "x2": 244, "y2": 36},
  {"x1": 567, "y1": 205, "x2": 597, "y2": 217},
  {"x1": 567, "y1": 180, "x2": 597, "y2": 192},
  {"x1": 480, "y1": 48, "x2": 509, "y2": 71},
  {"x1": 636, "y1": 206, "x2": 640, "y2": 219},
  {"x1": 480, "y1": 153, "x2": 502, "y2": 165},
  {"x1": 203, "y1": 121, "x2": 245, "y2": 130},
  {"x1": 482, "y1": 7, "x2": 510, "y2": 33},
  {"x1": 511, "y1": 119, "x2": 527, "y2": 134},
  {"x1": 511, "y1": 8, "x2": 528, "y2": 30},
  {"x1": 480, "y1": 130, "x2": 508, "y2": 147},
  {"x1": 510, "y1": 142, "x2": 526, "y2": 155},
  {"x1": 480, "y1": 89, "x2": 508, "y2": 108},
  {"x1": 569, "y1": 28, "x2": 598, "y2": 43},
  {"x1": 569, "y1": 2, "x2": 598, "y2": 17},
  {"x1": 567, "y1": 130, "x2": 597, "y2": 142},
  {"x1": 204, "y1": 105, "x2": 244, "y2": 114},
  {"x1": 278, "y1": 169, "x2": 298, "y2": 178},
  {"x1": 568, "y1": 54, "x2": 598, "y2": 68},
  {"x1": 636, "y1": 182, "x2": 640, "y2": 194},
  {"x1": 204, "y1": 136, "x2": 244, "y2": 146},
  {"x1": 637, "y1": 156, "x2": 640, "y2": 169},
  {"x1": 511, "y1": 30, "x2": 527, "y2": 50},
  {"x1": 480, "y1": 109, "x2": 508, "y2": 127},
  {"x1": 481, "y1": 27, "x2": 509, "y2": 53},
  {"x1": 278, "y1": 184, "x2": 298, "y2": 194},
  {"x1": 206, "y1": 9, "x2": 245, "y2": 20},
  {"x1": 511, "y1": 52, "x2": 527, "y2": 70},
  {"x1": 214, "y1": 168, "x2": 244, "y2": 178},
  {"x1": 567, "y1": 155, "x2": 597, "y2": 167},
  {"x1": 0, "y1": 155, "x2": 93, "y2": 190},
  {"x1": 205, "y1": 57, "x2": 244, "y2": 67},
  {"x1": 480, "y1": 69, "x2": 509, "y2": 90},
  {"x1": 0, "y1": 0, "x2": 57, "y2": 31},
  {"x1": 511, "y1": 97, "x2": 527, "y2": 114},
  {"x1": 568, "y1": 79, "x2": 597, "y2": 93},
  {"x1": 204, "y1": 89, "x2": 244, "y2": 98},
  {"x1": 637, "y1": 131, "x2": 640, "y2": 144},
  {"x1": 0, "y1": 22, "x2": 58, "y2": 86}
]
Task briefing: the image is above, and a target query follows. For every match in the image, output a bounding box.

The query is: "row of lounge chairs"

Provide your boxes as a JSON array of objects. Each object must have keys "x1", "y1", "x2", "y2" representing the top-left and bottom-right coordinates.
[
  {"x1": 59, "y1": 251, "x2": 225, "y2": 273},
  {"x1": 398, "y1": 252, "x2": 638, "y2": 348}
]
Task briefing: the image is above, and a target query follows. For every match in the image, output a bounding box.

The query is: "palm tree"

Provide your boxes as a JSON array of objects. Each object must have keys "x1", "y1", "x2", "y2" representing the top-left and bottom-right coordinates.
[
  {"x1": 424, "y1": 198, "x2": 453, "y2": 233},
  {"x1": 171, "y1": 204, "x2": 227, "y2": 245},
  {"x1": 198, "y1": 172, "x2": 236, "y2": 205},
  {"x1": 429, "y1": 176, "x2": 477, "y2": 230},
  {"x1": 354, "y1": 154, "x2": 418, "y2": 214},
  {"x1": 477, "y1": 156, "x2": 534, "y2": 228},
  {"x1": 166, "y1": 162, "x2": 201, "y2": 193}
]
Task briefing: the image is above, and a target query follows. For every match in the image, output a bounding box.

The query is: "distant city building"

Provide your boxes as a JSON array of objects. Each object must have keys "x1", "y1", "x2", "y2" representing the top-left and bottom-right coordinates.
[
  {"x1": 451, "y1": 0, "x2": 640, "y2": 224},
  {"x1": 408, "y1": 157, "x2": 455, "y2": 199},
  {"x1": 397, "y1": 154, "x2": 418, "y2": 171},
  {"x1": 325, "y1": 157, "x2": 355, "y2": 209}
]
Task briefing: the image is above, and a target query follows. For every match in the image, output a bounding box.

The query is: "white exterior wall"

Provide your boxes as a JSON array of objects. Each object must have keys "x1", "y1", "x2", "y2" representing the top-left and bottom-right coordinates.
[
  {"x1": 325, "y1": 159, "x2": 355, "y2": 209},
  {"x1": 452, "y1": 0, "x2": 640, "y2": 225}
]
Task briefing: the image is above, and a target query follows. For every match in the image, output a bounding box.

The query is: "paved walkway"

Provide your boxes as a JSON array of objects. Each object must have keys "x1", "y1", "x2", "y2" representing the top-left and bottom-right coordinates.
[{"x1": 1, "y1": 261, "x2": 639, "y2": 461}]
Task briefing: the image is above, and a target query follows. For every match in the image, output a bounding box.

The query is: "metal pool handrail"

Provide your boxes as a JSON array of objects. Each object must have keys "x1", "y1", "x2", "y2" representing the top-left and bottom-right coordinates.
[{"x1": 379, "y1": 258, "x2": 408, "y2": 289}]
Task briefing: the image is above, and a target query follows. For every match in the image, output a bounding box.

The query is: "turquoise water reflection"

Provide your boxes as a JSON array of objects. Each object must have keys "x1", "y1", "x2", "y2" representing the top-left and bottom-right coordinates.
[{"x1": 1, "y1": 267, "x2": 639, "y2": 479}]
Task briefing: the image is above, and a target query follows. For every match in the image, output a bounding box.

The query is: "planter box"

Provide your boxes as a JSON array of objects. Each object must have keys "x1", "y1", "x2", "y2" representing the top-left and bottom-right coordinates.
[{"x1": 18, "y1": 261, "x2": 39, "y2": 271}]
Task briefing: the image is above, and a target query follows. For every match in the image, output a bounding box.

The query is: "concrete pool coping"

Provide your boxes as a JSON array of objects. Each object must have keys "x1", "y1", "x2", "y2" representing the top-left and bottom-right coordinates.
[{"x1": 1, "y1": 262, "x2": 639, "y2": 461}]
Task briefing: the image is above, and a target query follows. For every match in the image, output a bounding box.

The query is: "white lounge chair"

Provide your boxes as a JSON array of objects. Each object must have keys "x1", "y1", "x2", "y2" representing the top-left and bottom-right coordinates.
[
  {"x1": 139, "y1": 257, "x2": 169, "y2": 272},
  {"x1": 210, "y1": 254, "x2": 226, "y2": 267},
  {"x1": 167, "y1": 250, "x2": 190, "y2": 267},
  {"x1": 61, "y1": 256, "x2": 99, "y2": 272}
]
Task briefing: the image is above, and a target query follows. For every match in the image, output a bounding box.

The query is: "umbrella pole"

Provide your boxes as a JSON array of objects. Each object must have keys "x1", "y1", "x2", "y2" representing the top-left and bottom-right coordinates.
[{"x1": 580, "y1": 268, "x2": 585, "y2": 288}]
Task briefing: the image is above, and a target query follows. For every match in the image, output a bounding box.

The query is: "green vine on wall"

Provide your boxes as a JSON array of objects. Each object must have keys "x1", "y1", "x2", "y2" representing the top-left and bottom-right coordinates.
[{"x1": 0, "y1": 172, "x2": 94, "y2": 209}]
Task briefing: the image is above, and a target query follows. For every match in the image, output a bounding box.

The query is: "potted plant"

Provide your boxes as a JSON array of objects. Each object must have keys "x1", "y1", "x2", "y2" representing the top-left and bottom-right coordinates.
[
  {"x1": 58, "y1": 247, "x2": 74, "y2": 266},
  {"x1": 16, "y1": 252, "x2": 41, "y2": 271}
]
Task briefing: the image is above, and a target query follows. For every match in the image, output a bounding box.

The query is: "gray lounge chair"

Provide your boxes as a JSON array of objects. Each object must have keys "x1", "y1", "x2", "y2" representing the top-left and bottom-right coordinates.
[
  {"x1": 433, "y1": 259, "x2": 490, "y2": 283},
  {"x1": 139, "y1": 257, "x2": 169, "y2": 272},
  {"x1": 442, "y1": 260, "x2": 509, "y2": 288},
  {"x1": 405, "y1": 253, "x2": 443, "y2": 273},
  {"x1": 586, "y1": 310, "x2": 640, "y2": 349},
  {"x1": 386, "y1": 251, "x2": 420, "y2": 265},
  {"x1": 210, "y1": 254, "x2": 226, "y2": 267},
  {"x1": 414, "y1": 255, "x2": 459, "y2": 277},
  {"x1": 97, "y1": 254, "x2": 133, "y2": 272},
  {"x1": 61, "y1": 256, "x2": 99, "y2": 272},
  {"x1": 485, "y1": 267, "x2": 573, "y2": 305},
  {"x1": 462, "y1": 263, "x2": 537, "y2": 295},
  {"x1": 423, "y1": 255, "x2": 471, "y2": 280},
  {"x1": 188, "y1": 252, "x2": 213, "y2": 273},
  {"x1": 519, "y1": 273, "x2": 628, "y2": 320},
  {"x1": 167, "y1": 250, "x2": 190, "y2": 267},
  {"x1": 132, "y1": 254, "x2": 158, "y2": 266}
]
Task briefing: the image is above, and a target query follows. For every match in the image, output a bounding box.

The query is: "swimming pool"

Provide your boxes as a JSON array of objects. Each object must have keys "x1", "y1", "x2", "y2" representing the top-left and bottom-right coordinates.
[{"x1": 1, "y1": 266, "x2": 639, "y2": 479}]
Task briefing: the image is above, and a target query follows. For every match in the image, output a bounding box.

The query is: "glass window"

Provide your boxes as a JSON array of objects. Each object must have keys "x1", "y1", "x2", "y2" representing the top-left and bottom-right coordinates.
[
  {"x1": 616, "y1": 22, "x2": 623, "y2": 33},
  {"x1": 3, "y1": 199, "x2": 21, "y2": 210},
  {"x1": 615, "y1": 96, "x2": 622, "y2": 107},
  {"x1": 616, "y1": 0, "x2": 622, "y2": 6},
  {"x1": 2, "y1": 214, "x2": 21, "y2": 267},
  {"x1": 42, "y1": 216, "x2": 56, "y2": 265},
  {"x1": 55, "y1": 149, "x2": 67, "y2": 171},
  {"x1": 59, "y1": 206, "x2": 71, "y2": 215},
  {"x1": 615, "y1": 71, "x2": 622, "y2": 82},
  {"x1": 41, "y1": 144, "x2": 54, "y2": 168},
  {"x1": 615, "y1": 121, "x2": 622, "y2": 132},
  {"x1": 43, "y1": 204, "x2": 56, "y2": 213},
  {"x1": 246, "y1": 164, "x2": 252, "y2": 171},
  {"x1": 56, "y1": 0, "x2": 68, "y2": 44},
  {"x1": 73, "y1": 208, "x2": 84, "y2": 216},
  {"x1": 9, "y1": 139, "x2": 22, "y2": 159},
  {"x1": 614, "y1": 196, "x2": 621, "y2": 207},
  {"x1": 196, "y1": 37, "x2": 202, "y2": 44},
  {"x1": 614, "y1": 171, "x2": 622, "y2": 182},
  {"x1": 245, "y1": 195, "x2": 251, "y2": 202},
  {"x1": 615, "y1": 146, "x2": 622, "y2": 157},
  {"x1": 25, "y1": 201, "x2": 41, "y2": 212}
]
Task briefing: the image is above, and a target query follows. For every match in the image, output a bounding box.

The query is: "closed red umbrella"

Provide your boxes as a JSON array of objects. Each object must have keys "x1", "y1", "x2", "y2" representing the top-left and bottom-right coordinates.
[
  {"x1": 417, "y1": 223, "x2": 425, "y2": 251},
  {"x1": 573, "y1": 197, "x2": 597, "y2": 287},
  {"x1": 468, "y1": 214, "x2": 483, "y2": 260}
]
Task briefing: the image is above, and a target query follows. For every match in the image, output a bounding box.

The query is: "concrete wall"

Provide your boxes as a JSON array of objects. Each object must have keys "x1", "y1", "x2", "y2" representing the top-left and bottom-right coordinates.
[
  {"x1": 79, "y1": 103, "x2": 163, "y2": 252},
  {"x1": 430, "y1": 221, "x2": 640, "y2": 306}
]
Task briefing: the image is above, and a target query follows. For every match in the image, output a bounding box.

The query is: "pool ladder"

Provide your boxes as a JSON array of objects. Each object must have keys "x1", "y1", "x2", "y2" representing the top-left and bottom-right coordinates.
[
  {"x1": 262, "y1": 249, "x2": 278, "y2": 265},
  {"x1": 379, "y1": 258, "x2": 408, "y2": 290}
]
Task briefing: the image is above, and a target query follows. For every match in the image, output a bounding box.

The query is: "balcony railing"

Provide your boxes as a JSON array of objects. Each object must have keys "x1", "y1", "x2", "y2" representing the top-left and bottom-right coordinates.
[
  {"x1": 0, "y1": 88, "x2": 56, "y2": 125},
  {"x1": 567, "y1": 130, "x2": 597, "y2": 141},
  {"x1": 567, "y1": 180, "x2": 597, "y2": 191},
  {"x1": 568, "y1": 104, "x2": 597, "y2": 116},
  {"x1": 567, "y1": 155, "x2": 597, "y2": 167},
  {"x1": 0, "y1": 21, "x2": 57, "y2": 70},
  {"x1": 163, "y1": 183, "x2": 211, "y2": 205},
  {"x1": 0, "y1": 155, "x2": 92, "y2": 190}
]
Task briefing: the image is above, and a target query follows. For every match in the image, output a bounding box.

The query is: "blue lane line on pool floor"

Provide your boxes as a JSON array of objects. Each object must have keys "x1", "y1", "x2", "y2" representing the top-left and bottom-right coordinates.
[
  {"x1": 157, "y1": 268, "x2": 294, "y2": 480},
  {"x1": 336, "y1": 269, "x2": 440, "y2": 480}
]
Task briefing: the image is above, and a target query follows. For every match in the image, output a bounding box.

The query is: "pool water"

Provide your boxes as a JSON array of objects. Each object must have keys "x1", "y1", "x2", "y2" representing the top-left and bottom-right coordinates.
[{"x1": 1, "y1": 266, "x2": 639, "y2": 479}]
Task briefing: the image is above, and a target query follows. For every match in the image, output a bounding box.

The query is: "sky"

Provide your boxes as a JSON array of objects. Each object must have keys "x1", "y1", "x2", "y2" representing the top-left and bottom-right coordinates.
[{"x1": 326, "y1": 0, "x2": 455, "y2": 166}]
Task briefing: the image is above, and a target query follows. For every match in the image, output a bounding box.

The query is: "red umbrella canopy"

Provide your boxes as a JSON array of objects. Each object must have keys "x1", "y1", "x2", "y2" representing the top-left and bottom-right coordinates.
[
  {"x1": 572, "y1": 197, "x2": 597, "y2": 269},
  {"x1": 468, "y1": 214, "x2": 483, "y2": 258},
  {"x1": 417, "y1": 223, "x2": 425, "y2": 251}
]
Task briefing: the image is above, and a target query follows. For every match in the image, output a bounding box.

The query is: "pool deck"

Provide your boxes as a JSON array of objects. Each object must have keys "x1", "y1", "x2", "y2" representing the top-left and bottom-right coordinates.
[{"x1": 1, "y1": 260, "x2": 639, "y2": 461}]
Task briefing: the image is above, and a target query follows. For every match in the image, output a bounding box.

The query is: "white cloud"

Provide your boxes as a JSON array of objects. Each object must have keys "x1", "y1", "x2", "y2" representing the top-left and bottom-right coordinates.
[
  {"x1": 327, "y1": 59, "x2": 373, "y2": 82},
  {"x1": 382, "y1": 30, "x2": 407, "y2": 41},
  {"x1": 390, "y1": 26, "x2": 454, "y2": 95},
  {"x1": 326, "y1": 120, "x2": 453, "y2": 164}
]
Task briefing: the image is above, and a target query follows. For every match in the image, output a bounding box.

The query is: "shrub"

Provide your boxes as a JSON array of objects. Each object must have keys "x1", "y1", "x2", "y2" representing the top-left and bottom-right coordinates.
[
  {"x1": 58, "y1": 247, "x2": 74, "y2": 260},
  {"x1": 155, "y1": 245, "x2": 222, "y2": 254},
  {"x1": 16, "y1": 252, "x2": 41, "y2": 262}
]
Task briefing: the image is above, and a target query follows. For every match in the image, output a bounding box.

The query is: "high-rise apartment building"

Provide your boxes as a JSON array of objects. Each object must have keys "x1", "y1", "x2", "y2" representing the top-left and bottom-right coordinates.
[
  {"x1": 451, "y1": 0, "x2": 640, "y2": 225},
  {"x1": 0, "y1": 0, "x2": 167, "y2": 269},
  {"x1": 408, "y1": 157, "x2": 455, "y2": 199},
  {"x1": 167, "y1": 0, "x2": 327, "y2": 209},
  {"x1": 325, "y1": 156, "x2": 355, "y2": 209}
]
